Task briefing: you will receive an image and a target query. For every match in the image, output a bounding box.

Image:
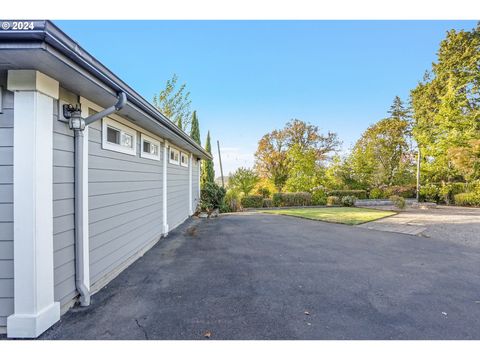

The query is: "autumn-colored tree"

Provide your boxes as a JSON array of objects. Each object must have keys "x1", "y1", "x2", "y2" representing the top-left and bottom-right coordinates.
[
  {"x1": 255, "y1": 119, "x2": 339, "y2": 191},
  {"x1": 449, "y1": 139, "x2": 480, "y2": 182},
  {"x1": 153, "y1": 74, "x2": 192, "y2": 132},
  {"x1": 255, "y1": 129, "x2": 290, "y2": 191}
]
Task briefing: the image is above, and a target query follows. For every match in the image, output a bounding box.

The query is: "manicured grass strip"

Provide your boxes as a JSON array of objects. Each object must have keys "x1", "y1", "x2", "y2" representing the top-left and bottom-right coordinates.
[{"x1": 260, "y1": 207, "x2": 396, "y2": 225}]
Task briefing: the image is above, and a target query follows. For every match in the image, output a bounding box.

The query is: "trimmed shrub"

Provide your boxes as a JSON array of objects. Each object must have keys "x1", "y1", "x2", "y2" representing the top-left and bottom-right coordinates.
[
  {"x1": 311, "y1": 187, "x2": 327, "y2": 205},
  {"x1": 369, "y1": 188, "x2": 385, "y2": 199},
  {"x1": 240, "y1": 195, "x2": 264, "y2": 208},
  {"x1": 262, "y1": 198, "x2": 273, "y2": 208},
  {"x1": 389, "y1": 195, "x2": 406, "y2": 210},
  {"x1": 419, "y1": 183, "x2": 440, "y2": 203},
  {"x1": 453, "y1": 192, "x2": 480, "y2": 207},
  {"x1": 341, "y1": 196, "x2": 356, "y2": 207},
  {"x1": 272, "y1": 192, "x2": 312, "y2": 207},
  {"x1": 384, "y1": 185, "x2": 416, "y2": 198},
  {"x1": 256, "y1": 187, "x2": 271, "y2": 199},
  {"x1": 201, "y1": 182, "x2": 226, "y2": 212},
  {"x1": 224, "y1": 189, "x2": 241, "y2": 212},
  {"x1": 440, "y1": 182, "x2": 466, "y2": 205},
  {"x1": 465, "y1": 180, "x2": 480, "y2": 193},
  {"x1": 326, "y1": 196, "x2": 341, "y2": 206},
  {"x1": 327, "y1": 190, "x2": 367, "y2": 199}
]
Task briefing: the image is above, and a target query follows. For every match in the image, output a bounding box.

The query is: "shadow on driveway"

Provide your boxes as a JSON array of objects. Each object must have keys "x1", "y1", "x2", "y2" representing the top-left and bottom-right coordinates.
[{"x1": 40, "y1": 213, "x2": 480, "y2": 339}]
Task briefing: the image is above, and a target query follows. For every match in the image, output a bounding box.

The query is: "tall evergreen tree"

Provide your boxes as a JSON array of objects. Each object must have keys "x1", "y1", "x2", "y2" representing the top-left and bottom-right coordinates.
[
  {"x1": 201, "y1": 131, "x2": 215, "y2": 187},
  {"x1": 190, "y1": 111, "x2": 201, "y2": 145},
  {"x1": 388, "y1": 96, "x2": 410, "y2": 121}
]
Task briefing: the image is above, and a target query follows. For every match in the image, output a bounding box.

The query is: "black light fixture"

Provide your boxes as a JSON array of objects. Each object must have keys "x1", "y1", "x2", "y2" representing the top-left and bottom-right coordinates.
[{"x1": 63, "y1": 104, "x2": 85, "y2": 131}]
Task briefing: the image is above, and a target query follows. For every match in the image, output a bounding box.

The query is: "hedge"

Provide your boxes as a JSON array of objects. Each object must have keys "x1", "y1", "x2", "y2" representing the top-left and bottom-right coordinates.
[
  {"x1": 327, "y1": 190, "x2": 367, "y2": 199},
  {"x1": 453, "y1": 192, "x2": 480, "y2": 207},
  {"x1": 262, "y1": 198, "x2": 273, "y2": 208},
  {"x1": 326, "y1": 196, "x2": 341, "y2": 206},
  {"x1": 272, "y1": 192, "x2": 312, "y2": 207},
  {"x1": 240, "y1": 195, "x2": 264, "y2": 208}
]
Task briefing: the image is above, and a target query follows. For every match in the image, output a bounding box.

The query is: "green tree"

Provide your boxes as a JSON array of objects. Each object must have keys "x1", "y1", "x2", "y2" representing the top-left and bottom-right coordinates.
[
  {"x1": 201, "y1": 131, "x2": 215, "y2": 187},
  {"x1": 153, "y1": 74, "x2": 192, "y2": 132},
  {"x1": 190, "y1": 111, "x2": 201, "y2": 145},
  {"x1": 346, "y1": 116, "x2": 414, "y2": 188},
  {"x1": 410, "y1": 24, "x2": 480, "y2": 183},
  {"x1": 228, "y1": 167, "x2": 259, "y2": 195},
  {"x1": 285, "y1": 144, "x2": 324, "y2": 192}
]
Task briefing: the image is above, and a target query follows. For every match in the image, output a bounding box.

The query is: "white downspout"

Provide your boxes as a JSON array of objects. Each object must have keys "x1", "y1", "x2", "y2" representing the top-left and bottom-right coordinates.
[
  {"x1": 163, "y1": 141, "x2": 169, "y2": 235},
  {"x1": 189, "y1": 153, "x2": 193, "y2": 215},
  {"x1": 68, "y1": 92, "x2": 127, "y2": 306}
]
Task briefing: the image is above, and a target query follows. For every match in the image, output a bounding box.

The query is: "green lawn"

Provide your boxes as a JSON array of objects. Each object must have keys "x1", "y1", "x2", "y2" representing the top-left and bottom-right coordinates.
[{"x1": 260, "y1": 207, "x2": 396, "y2": 225}]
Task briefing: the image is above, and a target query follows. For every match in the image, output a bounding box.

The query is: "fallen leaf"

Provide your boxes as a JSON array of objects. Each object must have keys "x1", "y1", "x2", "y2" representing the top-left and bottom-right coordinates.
[
  {"x1": 307, "y1": 322, "x2": 312, "y2": 326},
  {"x1": 203, "y1": 330, "x2": 212, "y2": 338},
  {"x1": 442, "y1": 312, "x2": 447, "y2": 316},
  {"x1": 304, "y1": 311, "x2": 310, "y2": 316}
]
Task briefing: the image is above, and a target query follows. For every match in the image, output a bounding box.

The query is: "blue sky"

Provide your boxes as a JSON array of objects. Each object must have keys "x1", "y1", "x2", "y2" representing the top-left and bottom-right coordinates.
[{"x1": 56, "y1": 20, "x2": 477, "y2": 175}]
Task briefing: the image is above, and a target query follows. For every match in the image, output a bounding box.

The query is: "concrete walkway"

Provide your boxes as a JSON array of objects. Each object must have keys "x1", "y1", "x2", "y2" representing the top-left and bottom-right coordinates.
[
  {"x1": 39, "y1": 213, "x2": 480, "y2": 340},
  {"x1": 356, "y1": 206, "x2": 480, "y2": 247}
]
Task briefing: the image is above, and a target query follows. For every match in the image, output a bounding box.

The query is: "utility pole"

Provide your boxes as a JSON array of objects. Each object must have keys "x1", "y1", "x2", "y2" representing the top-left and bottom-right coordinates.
[
  {"x1": 416, "y1": 147, "x2": 421, "y2": 202},
  {"x1": 217, "y1": 140, "x2": 225, "y2": 188}
]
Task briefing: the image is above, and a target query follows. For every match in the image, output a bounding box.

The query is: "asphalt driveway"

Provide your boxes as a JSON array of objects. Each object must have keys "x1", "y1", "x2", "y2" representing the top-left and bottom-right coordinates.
[{"x1": 41, "y1": 213, "x2": 480, "y2": 340}]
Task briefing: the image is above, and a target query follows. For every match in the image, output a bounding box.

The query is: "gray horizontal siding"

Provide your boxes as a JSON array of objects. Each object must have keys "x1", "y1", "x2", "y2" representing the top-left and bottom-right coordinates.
[
  {"x1": 0, "y1": 71, "x2": 14, "y2": 326},
  {"x1": 52, "y1": 94, "x2": 77, "y2": 307},
  {"x1": 167, "y1": 150, "x2": 190, "y2": 230},
  {"x1": 88, "y1": 119, "x2": 163, "y2": 286},
  {"x1": 192, "y1": 159, "x2": 200, "y2": 211}
]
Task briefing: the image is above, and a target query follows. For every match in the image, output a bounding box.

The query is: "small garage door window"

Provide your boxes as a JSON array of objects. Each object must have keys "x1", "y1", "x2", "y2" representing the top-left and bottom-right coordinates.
[
  {"x1": 180, "y1": 152, "x2": 189, "y2": 167},
  {"x1": 169, "y1": 147, "x2": 180, "y2": 165},
  {"x1": 140, "y1": 133, "x2": 161, "y2": 161},
  {"x1": 102, "y1": 117, "x2": 137, "y2": 156}
]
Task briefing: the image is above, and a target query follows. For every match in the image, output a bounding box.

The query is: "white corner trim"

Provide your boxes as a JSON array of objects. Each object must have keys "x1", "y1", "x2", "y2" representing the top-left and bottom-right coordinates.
[
  {"x1": 162, "y1": 141, "x2": 169, "y2": 235},
  {"x1": 7, "y1": 70, "x2": 59, "y2": 99},
  {"x1": 7, "y1": 303, "x2": 60, "y2": 338},
  {"x1": 189, "y1": 154, "x2": 193, "y2": 215},
  {"x1": 198, "y1": 159, "x2": 201, "y2": 199},
  {"x1": 8, "y1": 90, "x2": 60, "y2": 338}
]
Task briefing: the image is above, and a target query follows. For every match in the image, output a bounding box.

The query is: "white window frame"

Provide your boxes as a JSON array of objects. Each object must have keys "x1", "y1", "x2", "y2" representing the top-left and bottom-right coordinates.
[
  {"x1": 169, "y1": 147, "x2": 180, "y2": 165},
  {"x1": 140, "y1": 133, "x2": 161, "y2": 161},
  {"x1": 180, "y1": 152, "x2": 189, "y2": 168},
  {"x1": 102, "y1": 117, "x2": 137, "y2": 156}
]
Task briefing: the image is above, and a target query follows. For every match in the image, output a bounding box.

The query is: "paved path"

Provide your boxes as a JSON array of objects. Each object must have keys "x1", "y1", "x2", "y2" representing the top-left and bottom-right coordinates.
[
  {"x1": 357, "y1": 206, "x2": 480, "y2": 247},
  {"x1": 39, "y1": 213, "x2": 480, "y2": 340}
]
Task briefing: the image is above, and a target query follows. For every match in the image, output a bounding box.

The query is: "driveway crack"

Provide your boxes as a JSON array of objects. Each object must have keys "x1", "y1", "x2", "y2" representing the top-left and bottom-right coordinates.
[{"x1": 135, "y1": 319, "x2": 149, "y2": 340}]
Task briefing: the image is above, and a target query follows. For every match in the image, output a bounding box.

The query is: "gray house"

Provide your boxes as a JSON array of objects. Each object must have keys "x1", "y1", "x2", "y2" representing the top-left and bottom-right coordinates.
[{"x1": 0, "y1": 20, "x2": 210, "y2": 338}]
